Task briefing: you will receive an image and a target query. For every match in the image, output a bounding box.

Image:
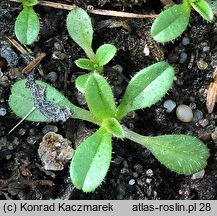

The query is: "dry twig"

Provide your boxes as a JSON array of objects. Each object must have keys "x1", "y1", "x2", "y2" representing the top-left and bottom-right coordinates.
[
  {"x1": 206, "y1": 67, "x2": 217, "y2": 113},
  {"x1": 8, "y1": 0, "x2": 158, "y2": 18}
]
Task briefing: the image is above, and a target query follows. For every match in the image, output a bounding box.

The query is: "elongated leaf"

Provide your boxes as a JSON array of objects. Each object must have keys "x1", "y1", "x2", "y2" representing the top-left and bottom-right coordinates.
[
  {"x1": 102, "y1": 118, "x2": 125, "y2": 138},
  {"x1": 67, "y1": 8, "x2": 95, "y2": 60},
  {"x1": 75, "y1": 58, "x2": 95, "y2": 70},
  {"x1": 85, "y1": 73, "x2": 116, "y2": 119},
  {"x1": 19, "y1": 0, "x2": 38, "y2": 6},
  {"x1": 70, "y1": 127, "x2": 112, "y2": 192},
  {"x1": 9, "y1": 80, "x2": 71, "y2": 122},
  {"x1": 143, "y1": 135, "x2": 209, "y2": 175},
  {"x1": 125, "y1": 128, "x2": 209, "y2": 175},
  {"x1": 96, "y1": 44, "x2": 117, "y2": 66},
  {"x1": 151, "y1": 4, "x2": 191, "y2": 43},
  {"x1": 75, "y1": 74, "x2": 90, "y2": 93},
  {"x1": 8, "y1": 79, "x2": 96, "y2": 123},
  {"x1": 206, "y1": 0, "x2": 217, "y2": 15},
  {"x1": 190, "y1": 0, "x2": 214, "y2": 21},
  {"x1": 15, "y1": 6, "x2": 40, "y2": 45},
  {"x1": 116, "y1": 62, "x2": 174, "y2": 120}
]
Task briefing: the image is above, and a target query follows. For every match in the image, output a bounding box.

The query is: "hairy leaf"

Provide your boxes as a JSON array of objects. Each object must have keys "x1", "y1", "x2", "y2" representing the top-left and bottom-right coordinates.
[
  {"x1": 67, "y1": 8, "x2": 95, "y2": 60},
  {"x1": 15, "y1": 6, "x2": 40, "y2": 45},
  {"x1": 102, "y1": 118, "x2": 125, "y2": 138},
  {"x1": 70, "y1": 127, "x2": 112, "y2": 192},
  {"x1": 96, "y1": 44, "x2": 117, "y2": 66},
  {"x1": 190, "y1": 0, "x2": 214, "y2": 21},
  {"x1": 125, "y1": 128, "x2": 209, "y2": 175},
  {"x1": 8, "y1": 79, "x2": 94, "y2": 122},
  {"x1": 117, "y1": 62, "x2": 174, "y2": 120},
  {"x1": 75, "y1": 58, "x2": 95, "y2": 70},
  {"x1": 151, "y1": 3, "x2": 191, "y2": 43},
  {"x1": 206, "y1": 0, "x2": 217, "y2": 15},
  {"x1": 75, "y1": 74, "x2": 90, "y2": 93},
  {"x1": 143, "y1": 135, "x2": 209, "y2": 175},
  {"x1": 85, "y1": 73, "x2": 116, "y2": 119}
]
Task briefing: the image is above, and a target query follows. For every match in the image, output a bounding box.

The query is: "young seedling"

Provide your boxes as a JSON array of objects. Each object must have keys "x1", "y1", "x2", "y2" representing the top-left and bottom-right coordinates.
[
  {"x1": 151, "y1": 0, "x2": 214, "y2": 43},
  {"x1": 66, "y1": 8, "x2": 117, "y2": 93},
  {"x1": 15, "y1": 0, "x2": 40, "y2": 45},
  {"x1": 9, "y1": 61, "x2": 209, "y2": 192}
]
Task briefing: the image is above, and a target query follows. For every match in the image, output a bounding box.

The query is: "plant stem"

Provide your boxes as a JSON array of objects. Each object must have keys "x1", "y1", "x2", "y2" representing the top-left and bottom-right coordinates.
[
  {"x1": 85, "y1": 48, "x2": 96, "y2": 62},
  {"x1": 66, "y1": 101, "x2": 101, "y2": 125},
  {"x1": 123, "y1": 126, "x2": 150, "y2": 148}
]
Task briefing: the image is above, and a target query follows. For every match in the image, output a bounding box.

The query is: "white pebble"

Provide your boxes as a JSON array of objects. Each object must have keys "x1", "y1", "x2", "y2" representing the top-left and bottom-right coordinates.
[
  {"x1": 191, "y1": 169, "x2": 205, "y2": 180},
  {"x1": 128, "y1": 179, "x2": 135, "y2": 186},
  {"x1": 163, "y1": 100, "x2": 176, "y2": 113},
  {"x1": 176, "y1": 105, "x2": 193, "y2": 122}
]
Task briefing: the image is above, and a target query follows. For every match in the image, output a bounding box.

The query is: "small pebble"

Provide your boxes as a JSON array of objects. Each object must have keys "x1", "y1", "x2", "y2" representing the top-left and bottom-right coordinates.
[
  {"x1": 18, "y1": 128, "x2": 26, "y2": 136},
  {"x1": 120, "y1": 167, "x2": 130, "y2": 175},
  {"x1": 54, "y1": 42, "x2": 63, "y2": 51},
  {"x1": 46, "y1": 71, "x2": 58, "y2": 82},
  {"x1": 52, "y1": 51, "x2": 66, "y2": 60},
  {"x1": 146, "y1": 169, "x2": 153, "y2": 177},
  {"x1": 146, "y1": 178, "x2": 152, "y2": 184},
  {"x1": 163, "y1": 100, "x2": 176, "y2": 113},
  {"x1": 128, "y1": 179, "x2": 135, "y2": 186},
  {"x1": 202, "y1": 46, "x2": 210, "y2": 52},
  {"x1": 114, "y1": 156, "x2": 124, "y2": 165},
  {"x1": 133, "y1": 163, "x2": 143, "y2": 173},
  {"x1": 198, "y1": 119, "x2": 209, "y2": 127},
  {"x1": 191, "y1": 169, "x2": 205, "y2": 180},
  {"x1": 176, "y1": 104, "x2": 193, "y2": 122},
  {"x1": 193, "y1": 110, "x2": 203, "y2": 123},
  {"x1": 197, "y1": 60, "x2": 208, "y2": 70},
  {"x1": 143, "y1": 44, "x2": 150, "y2": 56},
  {"x1": 42, "y1": 125, "x2": 58, "y2": 134},
  {"x1": 182, "y1": 37, "x2": 190, "y2": 46},
  {"x1": 132, "y1": 172, "x2": 139, "y2": 178},
  {"x1": 189, "y1": 102, "x2": 196, "y2": 110},
  {"x1": 0, "y1": 107, "x2": 6, "y2": 116},
  {"x1": 27, "y1": 136, "x2": 37, "y2": 145},
  {"x1": 179, "y1": 52, "x2": 188, "y2": 63}
]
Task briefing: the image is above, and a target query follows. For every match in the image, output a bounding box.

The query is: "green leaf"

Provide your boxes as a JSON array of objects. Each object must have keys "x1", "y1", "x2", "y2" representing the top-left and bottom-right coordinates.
[
  {"x1": 116, "y1": 62, "x2": 174, "y2": 120},
  {"x1": 19, "y1": 0, "x2": 38, "y2": 6},
  {"x1": 190, "y1": 0, "x2": 214, "y2": 21},
  {"x1": 15, "y1": 6, "x2": 40, "y2": 45},
  {"x1": 143, "y1": 135, "x2": 209, "y2": 175},
  {"x1": 124, "y1": 128, "x2": 209, "y2": 175},
  {"x1": 206, "y1": 0, "x2": 217, "y2": 15},
  {"x1": 96, "y1": 44, "x2": 117, "y2": 66},
  {"x1": 102, "y1": 118, "x2": 125, "y2": 138},
  {"x1": 75, "y1": 74, "x2": 90, "y2": 93},
  {"x1": 8, "y1": 79, "x2": 98, "y2": 124},
  {"x1": 9, "y1": 80, "x2": 71, "y2": 122},
  {"x1": 70, "y1": 127, "x2": 112, "y2": 192},
  {"x1": 151, "y1": 3, "x2": 191, "y2": 43},
  {"x1": 85, "y1": 73, "x2": 116, "y2": 120},
  {"x1": 66, "y1": 8, "x2": 95, "y2": 60},
  {"x1": 75, "y1": 58, "x2": 95, "y2": 70}
]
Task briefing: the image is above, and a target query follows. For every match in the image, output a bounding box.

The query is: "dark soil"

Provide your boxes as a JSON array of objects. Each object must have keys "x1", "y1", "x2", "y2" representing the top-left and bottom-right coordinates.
[{"x1": 0, "y1": 0, "x2": 217, "y2": 200}]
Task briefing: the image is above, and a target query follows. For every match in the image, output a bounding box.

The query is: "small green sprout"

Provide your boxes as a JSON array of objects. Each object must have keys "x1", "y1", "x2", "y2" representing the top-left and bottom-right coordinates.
[
  {"x1": 15, "y1": 0, "x2": 40, "y2": 45},
  {"x1": 151, "y1": 0, "x2": 214, "y2": 43},
  {"x1": 66, "y1": 8, "x2": 117, "y2": 93},
  {"x1": 9, "y1": 61, "x2": 209, "y2": 192}
]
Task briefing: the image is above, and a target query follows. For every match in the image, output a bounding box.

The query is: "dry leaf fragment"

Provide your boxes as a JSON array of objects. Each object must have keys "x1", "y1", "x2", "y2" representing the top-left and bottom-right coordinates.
[{"x1": 206, "y1": 82, "x2": 217, "y2": 113}]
